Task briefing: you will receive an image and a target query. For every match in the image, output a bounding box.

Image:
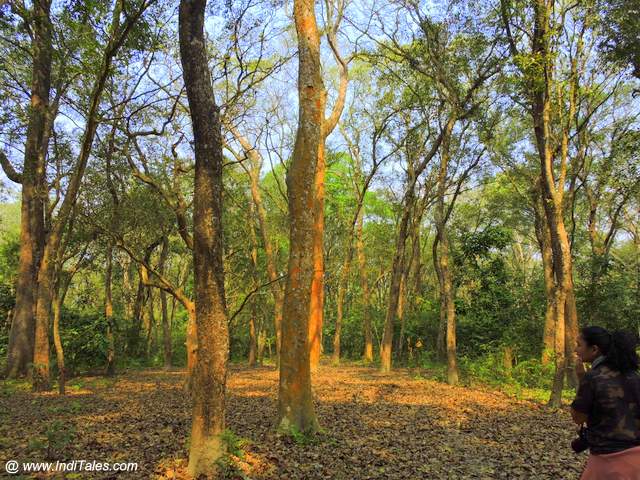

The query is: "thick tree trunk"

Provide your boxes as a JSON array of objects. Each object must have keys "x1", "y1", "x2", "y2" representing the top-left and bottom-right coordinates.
[
  {"x1": 277, "y1": 0, "x2": 324, "y2": 434},
  {"x1": 179, "y1": 0, "x2": 229, "y2": 476},
  {"x1": 4, "y1": 0, "x2": 52, "y2": 379},
  {"x1": 308, "y1": 149, "x2": 325, "y2": 372}
]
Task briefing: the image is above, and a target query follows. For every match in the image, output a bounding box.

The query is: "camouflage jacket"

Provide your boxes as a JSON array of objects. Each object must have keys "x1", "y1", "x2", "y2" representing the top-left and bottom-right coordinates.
[{"x1": 572, "y1": 363, "x2": 640, "y2": 454}]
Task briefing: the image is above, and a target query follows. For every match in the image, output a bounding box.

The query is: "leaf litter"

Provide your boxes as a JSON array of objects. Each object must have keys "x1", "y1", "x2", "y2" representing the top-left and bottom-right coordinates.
[{"x1": 0, "y1": 365, "x2": 585, "y2": 479}]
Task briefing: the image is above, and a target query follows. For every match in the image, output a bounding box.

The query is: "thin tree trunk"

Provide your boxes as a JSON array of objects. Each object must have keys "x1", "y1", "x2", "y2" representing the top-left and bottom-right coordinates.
[
  {"x1": 380, "y1": 190, "x2": 413, "y2": 373},
  {"x1": 229, "y1": 126, "x2": 284, "y2": 364},
  {"x1": 179, "y1": 0, "x2": 229, "y2": 475},
  {"x1": 533, "y1": 185, "x2": 555, "y2": 365},
  {"x1": 277, "y1": 0, "x2": 324, "y2": 434},
  {"x1": 52, "y1": 282, "x2": 65, "y2": 395},
  {"x1": 248, "y1": 200, "x2": 260, "y2": 367},
  {"x1": 130, "y1": 273, "x2": 145, "y2": 354},
  {"x1": 440, "y1": 230, "x2": 458, "y2": 385},
  {"x1": 332, "y1": 232, "x2": 355, "y2": 365},
  {"x1": 434, "y1": 118, "x2": 459, "y2": 385},
  {"x1": 356, "y1": 207, "x2": 373, "y2": 363},
  {"x1": 395, "y1": 268, "x2": 407, "y2": 360},
  {"x1": 159, "y1": 237, "x2": 172, "y2": 369},
  {"x1": 122, "y1": 256, "x2": 133, "y2": 320},
  {"x1": 105, "y1": 242, "x2": 116, "y2": 375},
  {"x1": 145, "y1": 289, "x2": 155, "y2": 360}
]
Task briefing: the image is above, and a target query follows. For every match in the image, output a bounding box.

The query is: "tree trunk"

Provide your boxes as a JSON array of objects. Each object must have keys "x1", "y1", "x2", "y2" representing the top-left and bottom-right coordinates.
[
  {"x1": 440, "y1": 230, "x2": 458, "y2": 385},
  {"x1": 4, "y1": 0, "x2": 52, "y2": 379},
  {"x1": 105, "y1": 242, "x2": 116, "y2": 375},
  {"x1": 308, "y1": 0, "x2": 349, "y2": 372},
  {"x1": 434, "y1": 118, "x2": 459, "y2": 385},
  {"x1": 179, "y1": 0, "x2": 229, "y2": 476},
  {"x1": 277, "y1": 0, "x2": 324, "y2": 434},
  {"x1": 145, "y1": 289, "x2": 155, "y2": 360},
  {"x1": 308, "y1": 148, "x2": 325, "y2": 372},
  {"x1": 52, "y1": 282, "x2": 65, "y2": 395},
  {"x1": 130, "y1": 273, "x2": 145, "y2": 355},
  {"x1": 564, "y1": 285, "x2": 579, "y2": 388},
  {"x1": 332, "y1": 236, "x2": 354, "y2": 365},
  {"x1": 529, "y1": 0, "x2": 575, "y2": 407},
  {"x1": 356, "y1": 207, "x2": 373, "y2": 363},
  {"x1": 395, "y1": 268, "x2": 407, "y2": 360},
  {"x1": 533, "y1": 185, "x2": 556, "y2": 365},
  {"x1": 158, "y1": 237, "x2": 172, "y2": 369},
  {"x1": 230, "y1": 127, "x2": 284, "y2": 364},
  {"x1": 503, "y1": 346, "x2": 513, "y2": 378},
  {"x1": 33, "y1": 240, "x2": 56, "y2": 391},
  {"x1": 32, "y1": 0, "x2": 138, "y2": 391},
  {"x1": 380, "y1": 189, "x2": 413, "y2": 373},
  {"x1": 122, "y1": 255, "x2": 133, "y2": 320},
  {"x1": 248, "y1": 200, "x2": 260, "y2": 367}
]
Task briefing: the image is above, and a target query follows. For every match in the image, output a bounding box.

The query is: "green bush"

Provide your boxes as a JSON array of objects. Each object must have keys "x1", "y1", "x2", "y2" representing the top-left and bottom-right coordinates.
[{"x1": 511, "y1": 358, "x2": 555, "y2": 389}]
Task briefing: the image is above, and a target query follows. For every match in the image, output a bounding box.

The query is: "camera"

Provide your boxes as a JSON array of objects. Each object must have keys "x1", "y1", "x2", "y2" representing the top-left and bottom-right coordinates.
[{"x1": 571, "y1": 426, "x2": 589, "y2": 453}]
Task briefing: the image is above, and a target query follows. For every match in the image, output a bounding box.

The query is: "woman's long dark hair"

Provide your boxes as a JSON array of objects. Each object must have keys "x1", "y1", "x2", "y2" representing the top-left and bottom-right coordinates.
[{"x1": 581, "y1": 326, "x2": 640, "y2": 373}]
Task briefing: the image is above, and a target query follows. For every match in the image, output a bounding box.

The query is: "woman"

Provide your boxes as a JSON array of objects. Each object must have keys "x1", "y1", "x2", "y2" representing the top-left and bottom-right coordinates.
[{"x1": 572, "y1": 326, "x2": 640, "y2": 479}]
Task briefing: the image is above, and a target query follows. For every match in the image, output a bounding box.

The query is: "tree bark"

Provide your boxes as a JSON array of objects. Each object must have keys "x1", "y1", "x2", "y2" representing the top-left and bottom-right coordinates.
[
  {"x1": 533, "y1": 184, "x2": 555, "y2": 365},
  {"x1": 179, "y1": 0, "x2": 229, "y2": 476},
  {"x1": 4, "y1": 0, "x2": 52, "y2": 379},
  {"x1": 159, "y1": 237, "x2": 172, "y2": 370},
  {"x1": 380, "y1": 124, "x2": 447, "y2": 373},
  {"x1": 356, "y1": 207, "x2": 373, "y2": 363},
  {"x1": 433, "y1": 119, "x2": 459, "y2": 385},
  {"x1": 277, "y1": 0, "x2": 324, "y2": 434},
  {"x1": 32, "y1": 0, "x2": 144, "y2": 391},
  {"x1": 530, "y1": 0, "x2": 572, "y2": 407},
  {"x1": 52, "y1": 281, "x2": 65, "y2": 395},
  {"x1": 308, "y1": 1, "x2": 348, "y2": 372},
  {"x1": 248, "y1": 200, "x2": 260, "y2": 367},
  {"x1": 105, "y1": 242, "x2": 116, "y2": 375},
  {"x1": 228, "y1": 126, "x2": 284, "y2": 363},
  {"x1": 380, "y1": 189, "x2": 413, "y2": 373}
]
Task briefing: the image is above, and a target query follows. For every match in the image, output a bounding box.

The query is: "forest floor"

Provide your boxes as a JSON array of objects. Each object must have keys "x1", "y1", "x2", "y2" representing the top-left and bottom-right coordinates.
[{"x1": 1, "y1": 364, "x2": 585, "y2": 479}]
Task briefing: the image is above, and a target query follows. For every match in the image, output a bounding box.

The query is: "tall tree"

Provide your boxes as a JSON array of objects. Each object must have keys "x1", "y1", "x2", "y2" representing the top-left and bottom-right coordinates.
[
  {"x1": 277, "y1": 0, "x2": 324, "y2": 434},
  {"x1": 3, "y1": 0, "x2": 51, "y2": 379},
  {"x1": 178, "y1": 0, "x2": 229, "y2": 476},
  {"x1": 500, "y1": 0, "x2": 597, "y2": 405},
  {"x1": 32, "y1": 0, "x2": 154, "y2": 391},
  {"x1": 309, "y1": 0, "x2": 349, "y2": 371}
]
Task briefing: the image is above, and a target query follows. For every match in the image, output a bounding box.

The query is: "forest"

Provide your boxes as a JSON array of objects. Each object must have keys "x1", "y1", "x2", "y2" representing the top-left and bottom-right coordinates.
[{"x1": 0, "y1": 0, "x2": 638, "y2": 478}]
